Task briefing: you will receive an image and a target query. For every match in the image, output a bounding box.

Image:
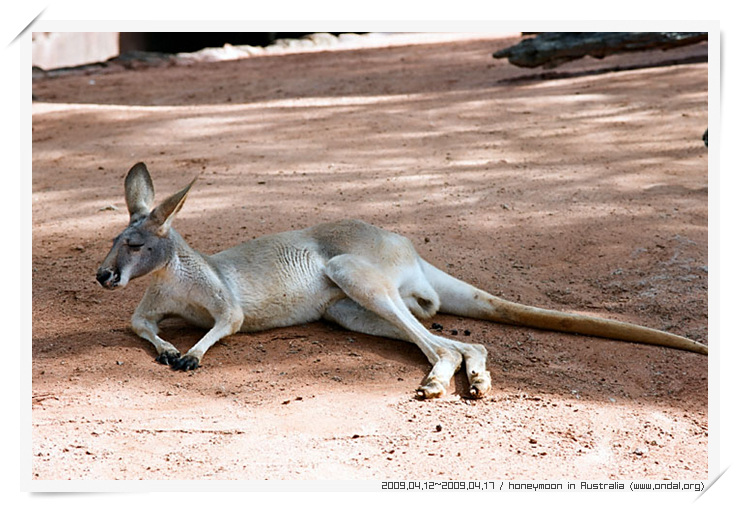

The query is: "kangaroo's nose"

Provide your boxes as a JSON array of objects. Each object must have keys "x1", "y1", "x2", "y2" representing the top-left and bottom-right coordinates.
[{"x1": 96, "y1": 268, "x2": 113, "y2": 287}]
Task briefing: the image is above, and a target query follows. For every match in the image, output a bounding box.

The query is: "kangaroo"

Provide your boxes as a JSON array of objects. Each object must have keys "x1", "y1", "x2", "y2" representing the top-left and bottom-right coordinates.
[{"x1": 96, "y1": 162, "x2": 708, "y2": 399}]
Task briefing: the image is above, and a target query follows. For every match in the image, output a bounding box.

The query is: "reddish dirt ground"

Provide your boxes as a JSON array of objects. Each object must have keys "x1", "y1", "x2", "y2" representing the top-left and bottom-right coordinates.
[{"x1": 30, "y1": 34, "x2": 708, "y2": 481}]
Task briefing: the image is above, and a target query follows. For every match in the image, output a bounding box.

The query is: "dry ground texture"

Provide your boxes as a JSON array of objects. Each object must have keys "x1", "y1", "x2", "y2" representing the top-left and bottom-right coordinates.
[{"x1": 31, "y1": 33, "x2": 708, "y2": 481}]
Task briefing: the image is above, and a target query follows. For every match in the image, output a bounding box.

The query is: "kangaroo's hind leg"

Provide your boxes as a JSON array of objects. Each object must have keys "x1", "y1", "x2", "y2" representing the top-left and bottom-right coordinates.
[
  {"x1": 323, "y1": 295, "x2": 459, "y2": 398},
  {"x1": 324, "y1": 254, "x2": 490, "y2": 398}
]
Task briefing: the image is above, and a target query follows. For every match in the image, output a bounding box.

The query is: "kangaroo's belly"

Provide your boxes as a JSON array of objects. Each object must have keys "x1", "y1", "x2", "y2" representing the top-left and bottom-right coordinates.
[
  {"x1": 212, "y1": 241, "x2": 344, "y2": 332},
  {"x1": 238, "y1": 279, "x2": 345, "y2": 332}
]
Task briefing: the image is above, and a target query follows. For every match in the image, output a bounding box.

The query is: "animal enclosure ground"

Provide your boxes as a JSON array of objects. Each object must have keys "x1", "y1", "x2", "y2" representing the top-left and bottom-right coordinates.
[{"x1": 30, "y1": 33, "x2": 708, "y2": 481}]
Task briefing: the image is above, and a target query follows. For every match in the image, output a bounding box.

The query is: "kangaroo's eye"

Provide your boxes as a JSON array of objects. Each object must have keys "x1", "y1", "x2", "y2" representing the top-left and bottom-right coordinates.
[{"x1": 126, "y1": 241, "x2": 144, "y2": 251}]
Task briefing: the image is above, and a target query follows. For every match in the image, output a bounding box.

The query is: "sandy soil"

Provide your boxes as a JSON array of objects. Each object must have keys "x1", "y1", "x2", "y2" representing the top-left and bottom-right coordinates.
[{"x1": 30, "y1": 33, "x2": 708, "y2": 482}]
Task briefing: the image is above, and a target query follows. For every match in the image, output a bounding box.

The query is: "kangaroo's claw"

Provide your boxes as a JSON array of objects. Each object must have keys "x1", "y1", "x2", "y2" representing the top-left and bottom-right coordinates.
[
  {"x1": 155, "y1": 350, "x2": 181, "y2": 366},
  {"x1": 170, "y1": 354, "x2": 200, "y2": 371}
]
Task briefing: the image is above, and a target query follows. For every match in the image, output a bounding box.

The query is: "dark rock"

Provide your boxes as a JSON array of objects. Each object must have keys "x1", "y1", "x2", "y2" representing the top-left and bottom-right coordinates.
[{"x1": 494, "y1": 32, "x2": 708, "y2": 69}]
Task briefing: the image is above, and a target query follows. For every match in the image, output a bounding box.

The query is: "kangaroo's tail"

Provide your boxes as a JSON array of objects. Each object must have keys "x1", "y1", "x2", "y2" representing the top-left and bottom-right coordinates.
[{"x1": 420, "y1": 260, "x2": 708, "y2": 355}]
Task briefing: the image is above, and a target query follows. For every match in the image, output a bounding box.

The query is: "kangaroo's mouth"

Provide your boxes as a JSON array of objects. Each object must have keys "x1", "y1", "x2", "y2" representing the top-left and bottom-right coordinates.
[{"x1": 96, "y1": 268, "x2": 122, "y2": 289}]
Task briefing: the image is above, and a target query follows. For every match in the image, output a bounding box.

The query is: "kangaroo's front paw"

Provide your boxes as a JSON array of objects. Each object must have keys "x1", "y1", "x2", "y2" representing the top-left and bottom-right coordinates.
[
  {"x1": 156, "y1": 350, "x2": 181, "y2": 366},
  {"x1": 170, "y1": 354, "x2": 200, "y2": 371}
]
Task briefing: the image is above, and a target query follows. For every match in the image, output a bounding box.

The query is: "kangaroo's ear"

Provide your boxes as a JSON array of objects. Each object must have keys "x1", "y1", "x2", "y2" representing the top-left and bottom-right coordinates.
[
  {"x1": 147, "y1": 177, "x2": 197, "y2": 236},
  {"x1": 125, "y1": 162, "x2": 155, "y2": 221}
]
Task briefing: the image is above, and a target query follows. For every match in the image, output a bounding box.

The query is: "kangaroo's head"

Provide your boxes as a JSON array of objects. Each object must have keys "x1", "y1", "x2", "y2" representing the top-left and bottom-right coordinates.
[{"x1": 96, "y1": 162, "x2": 195, "y2": 290}]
